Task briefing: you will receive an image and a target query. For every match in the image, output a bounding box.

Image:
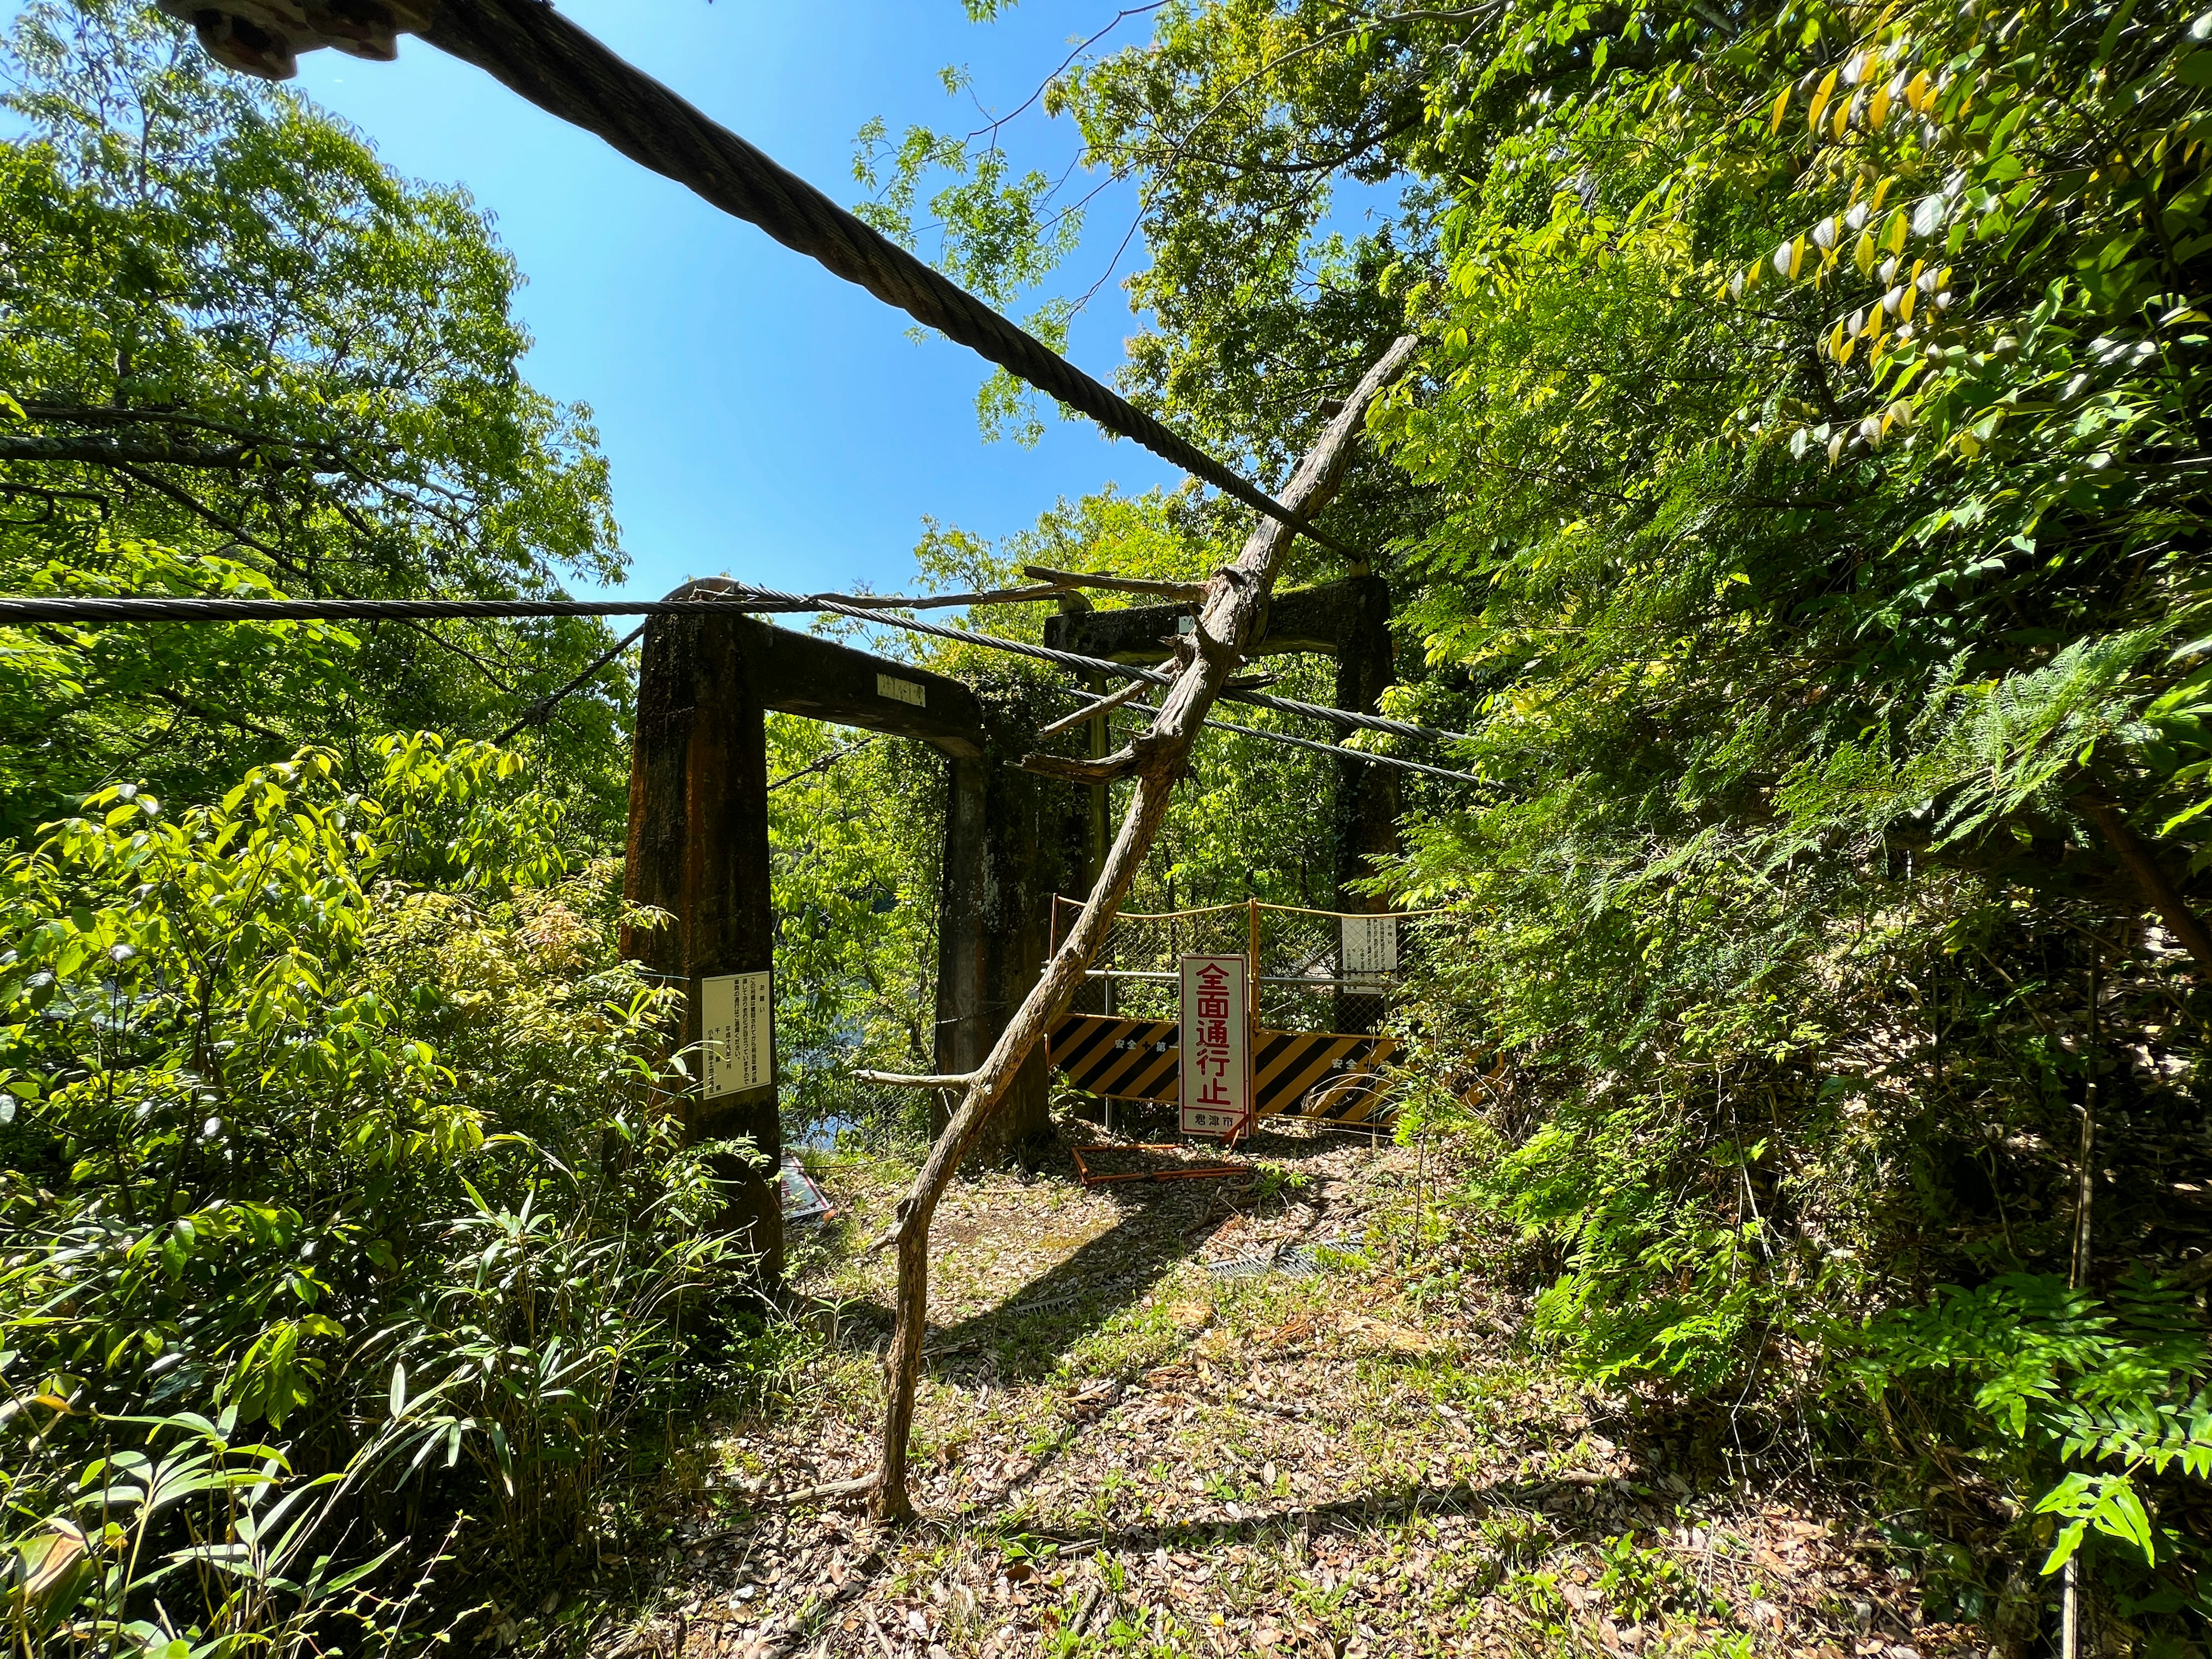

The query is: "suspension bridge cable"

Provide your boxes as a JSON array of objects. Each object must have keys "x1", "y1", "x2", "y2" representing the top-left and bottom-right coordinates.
[
  {"x1": 692, "y1": 580, "x2": 1475, "y2": 745},
  {"x1": 414, "y1": 0, "x2": 1356, "y2": 559},
  {"x1": 1100, "y1": 698, "x2": 1486, "y2": 787},
  {"x1": 0, "y1": 588, "x2": 1478, "y2": 759},
  {"x1": 493, "y1": 622, "x2": 645, "y2": 744},
  {"x1": 769, "y1": 734, "x2": 879, "y2": 792}
]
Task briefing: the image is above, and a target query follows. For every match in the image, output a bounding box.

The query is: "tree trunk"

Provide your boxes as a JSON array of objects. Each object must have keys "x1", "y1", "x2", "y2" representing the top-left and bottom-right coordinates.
[
  {"x1": 2078, "y1": 785, "x2": 2212, "y2": 973},
  {"x1": 870, "y1": 335, "x2": 1421, "y2": 1521}
]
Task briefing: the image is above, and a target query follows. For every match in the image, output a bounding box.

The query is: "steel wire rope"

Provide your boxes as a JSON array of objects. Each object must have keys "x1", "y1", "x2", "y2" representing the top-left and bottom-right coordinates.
[
  {"x1": 1100, "y1": 697, "x2": 1485, "y2": 786},
  {"x1": 0, "y1": 588, "x2": 1475, "y2": 747},
  {"x1": 695, "y1": 578, "x2": 1475, "y2": 746},
  {"x1": 413, "y1": 0, "x2": 1358, "y2": 559},
  {"x1": 0, "y1": 588, "x2": 1484, "y2": 782}
]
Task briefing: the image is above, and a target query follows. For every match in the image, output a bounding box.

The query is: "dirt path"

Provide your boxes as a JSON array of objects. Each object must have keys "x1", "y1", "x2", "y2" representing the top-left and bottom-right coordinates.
[{"x1": 590, "y1": 1123, "x2": 1982, "y2": 1659}]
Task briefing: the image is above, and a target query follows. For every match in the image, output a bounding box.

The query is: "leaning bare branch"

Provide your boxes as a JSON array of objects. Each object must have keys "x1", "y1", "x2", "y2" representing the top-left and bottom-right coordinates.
[
  {"x1": 818, "y1": 580, "x2": 1075, "y2": 612},
  {"x1": 1018, "y1": 749, "x2": 1139, "y2": 786},
  {"x1": 1022, "y1": 563, "x2": 1203, "y2": 600},
  {"x1": 1036, "y1": 677, "x2": 1153, "y2": 740},
  {"x1": 869, "y1": 335, "x2": 1421, "y2": 1523}
]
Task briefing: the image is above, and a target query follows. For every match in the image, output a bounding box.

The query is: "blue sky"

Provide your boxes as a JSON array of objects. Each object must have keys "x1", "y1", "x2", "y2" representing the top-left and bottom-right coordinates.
[{"x1": 290, "y1": 2, "x2": 1183, "y2": 602}]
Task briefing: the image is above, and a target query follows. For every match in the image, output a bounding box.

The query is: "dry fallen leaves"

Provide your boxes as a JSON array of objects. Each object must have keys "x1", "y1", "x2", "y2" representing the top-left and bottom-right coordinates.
[{"x1": 613, "y1": 1131, "x2": 1985, "y2": 1659}]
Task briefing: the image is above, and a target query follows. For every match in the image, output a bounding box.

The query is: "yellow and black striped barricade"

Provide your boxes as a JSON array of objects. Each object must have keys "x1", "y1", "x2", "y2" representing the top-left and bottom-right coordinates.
[{"x1": 1046, "y1": 1013, "x2": 1397, "y2": 1128}]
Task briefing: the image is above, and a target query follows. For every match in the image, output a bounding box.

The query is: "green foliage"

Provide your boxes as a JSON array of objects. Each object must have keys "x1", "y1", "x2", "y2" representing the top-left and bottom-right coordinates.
[
  {"x1": 0, "y1": 3, "x2": 632, "y2": 834},
  {"x1": 1593, "y1": 1531, "x2": 1717, "y2": 1624},
  {"x1": 933, "y1": 0, "x2": 2212, "y2": 1638},
  {"x1": 2, "y1": 1406, "x2": 423, "y2": 1659},
  {"x1": 852, "y1": 103, "x2": 1083, "y2": 445},
  {"x1": 1851, "y1": 1271, "x2": 2212, "y2": 1599},
  {"x1": 767, "y1": 710, "x2": 948, "y2": 1138},
  {"x1": 0, "y1": 740, "x2": 752, "y2": 1634}
]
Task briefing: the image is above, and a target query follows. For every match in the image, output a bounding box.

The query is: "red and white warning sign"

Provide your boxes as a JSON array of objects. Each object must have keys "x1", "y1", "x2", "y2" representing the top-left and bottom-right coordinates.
[{"x1": 1179, "y1": 954, "x2": 1251, "y2": 1139}]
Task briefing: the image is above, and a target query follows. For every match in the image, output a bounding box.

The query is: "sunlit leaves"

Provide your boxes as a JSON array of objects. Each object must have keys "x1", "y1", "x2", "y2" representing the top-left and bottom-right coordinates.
[
  {"x1": 0, "y1": 2, "x2": 632, "y2": 831},
  {"x1": 1855, "y1": 1272, "x2": 2212, "y2": 1574}
]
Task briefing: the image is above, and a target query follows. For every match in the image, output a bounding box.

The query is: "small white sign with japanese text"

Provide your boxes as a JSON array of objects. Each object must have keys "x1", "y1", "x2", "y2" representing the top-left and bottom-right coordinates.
[
  {"x1": 1178, "y1": 955, "x2": 1249, "y2": 1139},
  {"x1": 1340, "y1": 914, "x2": 1399, "y2": 984},
  {"x1": 700, "y1": 971, "x2": 773, "y2": 1099}
]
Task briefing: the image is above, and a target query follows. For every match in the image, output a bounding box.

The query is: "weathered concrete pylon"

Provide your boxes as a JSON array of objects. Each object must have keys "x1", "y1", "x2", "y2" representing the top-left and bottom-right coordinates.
[{"x1": 620, "y1": 588, "x2": 1059, "y2": 1282}]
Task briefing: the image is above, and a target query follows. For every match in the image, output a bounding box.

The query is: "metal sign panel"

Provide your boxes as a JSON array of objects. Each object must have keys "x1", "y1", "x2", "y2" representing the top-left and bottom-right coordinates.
[
  {"x1": 700, "y1": 971, "x2": 774, "y2": 1099},
  {"x1": 1254, "y1": 1031, "x2": 1399, "y2": 1124},
  {"x1": 1179, "y1": 955, "x2": 1250, "y2": 1139},
  {"x1": 1043, "y1": 1014, "x2": 1400, "y2": 1128},
  {"x1": 875, "y1": 672, "x2": 926, "y2": 707},
  {"x1": 1047, "y1": 1015, "x2": 1180, "y2": 1101},
  {"x1": 1341, "y1": 913, "x2": 1399, "y2": 983}
]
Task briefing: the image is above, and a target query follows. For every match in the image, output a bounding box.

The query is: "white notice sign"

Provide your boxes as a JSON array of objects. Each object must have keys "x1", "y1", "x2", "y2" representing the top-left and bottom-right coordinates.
[
  {"x1": 700, "y1": 971, "x2": 774, "y2": 1099},
  {"x1": 876, "y1": 673, "x2": 926, "y2": 708},
  {"x1": 1178, "y1": 955, "x2": 1250, "y2": 1139},
  {"x1": 1341, "y1": 914, "x2": 1399, "y2": 984}
]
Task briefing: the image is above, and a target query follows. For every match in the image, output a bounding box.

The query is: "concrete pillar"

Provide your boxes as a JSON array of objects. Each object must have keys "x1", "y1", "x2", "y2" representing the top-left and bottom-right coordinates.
[
  {"x1": 972, "y1": 753, "x2": 1056, "y2": 1158},
  {"x1": 621, "y1": 607, "x2": 782, "y2": 1285},
  {"x1": 1332, "y1": 578, "x2": 1400, "y2": 1035},
  {"x1": 931, "y1": 753, "x2": 990, "y2": 1139}
]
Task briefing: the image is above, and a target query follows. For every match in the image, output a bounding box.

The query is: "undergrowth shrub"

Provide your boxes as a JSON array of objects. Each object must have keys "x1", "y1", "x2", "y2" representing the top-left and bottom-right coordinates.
[
  {"x1": 1390, "y1": 857, "x2": 2212, "y2": 1633},
  {"x1": 0, "y1": 737, "x2": 757, "y2": 1652}
]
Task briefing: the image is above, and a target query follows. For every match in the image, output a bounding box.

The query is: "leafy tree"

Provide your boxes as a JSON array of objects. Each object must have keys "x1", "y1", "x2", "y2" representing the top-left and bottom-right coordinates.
[
  {"x1": 0, "y1": 738, "x2": 748, "y2": 1630},
  {"x1": 0, "y1": 2, "x2": 631, "y2": 838},
  {"x1": 866, "y1": 0, "x2": 2212, "y2": 1630}
]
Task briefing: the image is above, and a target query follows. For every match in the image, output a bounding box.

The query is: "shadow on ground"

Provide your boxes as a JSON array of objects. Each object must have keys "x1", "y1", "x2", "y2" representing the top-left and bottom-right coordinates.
[{"x1": 801, "y1": 1124, "x2": 1348, "y2": 1386}]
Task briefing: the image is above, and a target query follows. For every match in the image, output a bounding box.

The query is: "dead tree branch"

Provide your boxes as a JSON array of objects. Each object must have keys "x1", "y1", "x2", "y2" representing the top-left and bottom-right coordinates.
[
  {"x1": 869, "y1": 334, "x2": 1420, "y2": 1522},
  {"x1": 1021, "y1": 563, "x2": 1203, "y2": 601},
  {"x1": 1018, "y1": 748, "x2": 1140, "y2": 786},
  {"x1": 2078, "y1": 784, "x2": 2212, "y2": 974},
  {"x1": 1035, "y1": 677, "x2": 1154, "y2": 740}
]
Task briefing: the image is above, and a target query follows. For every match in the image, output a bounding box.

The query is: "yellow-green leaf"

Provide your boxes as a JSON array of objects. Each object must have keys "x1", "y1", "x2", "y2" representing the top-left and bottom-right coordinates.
[{"x1": 1809, "y1": 68, "x2": 1839, "y2": 135}]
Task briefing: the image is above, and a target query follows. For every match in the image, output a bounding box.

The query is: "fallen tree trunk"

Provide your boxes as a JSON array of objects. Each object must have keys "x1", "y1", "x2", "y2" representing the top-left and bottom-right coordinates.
[{"x1": 870, "y1": 334, "x2": 1421, "y2": 1522}]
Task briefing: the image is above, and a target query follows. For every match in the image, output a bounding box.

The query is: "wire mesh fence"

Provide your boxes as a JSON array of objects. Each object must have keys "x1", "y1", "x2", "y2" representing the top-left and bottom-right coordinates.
[
  {"x1": 781, "y1": 898, "x2": 1445, "y2": 1151},
  {"x1": 1047, "y1": 896, "x2": 1448, "y2": 1134},
  {"x1": 1052, "y1": 896, "x2": 1436, "y2": 1036}
]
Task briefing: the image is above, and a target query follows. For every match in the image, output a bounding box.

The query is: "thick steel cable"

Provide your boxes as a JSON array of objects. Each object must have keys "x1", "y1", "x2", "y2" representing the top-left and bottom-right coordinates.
[
  {"x1": 4, "y1": 586, "x2": 1476, "y2": 783},
  {"x1": 1105, "y1": 699, "x2": 1486, "y2": 786},
  {"x1": 0, "y1": 588, "x2": 1476, "y2": 748},
  {"x1": 493, "y1": 622, "x2": 645, "y2": 744},
  {"x1": 412, "y1": 0, "x2": 1354, "y2": 559},
  {"x1": 704, "y1": 581, "x2": 1473, "y2": 744},
  {"x1": 1205, "y1": 717, "x2": 1483, "y2": 786},
  {"x1": 769, "y1": 734, "x2": 879, "y2": 793},
  {"x1": 0, "y1": 596, "x2": 745, "y2": 622}
]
